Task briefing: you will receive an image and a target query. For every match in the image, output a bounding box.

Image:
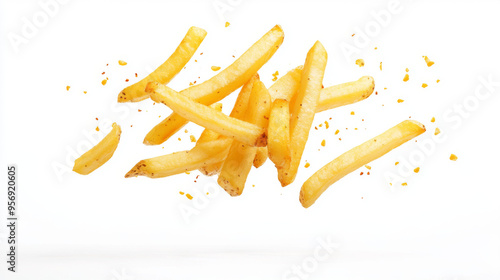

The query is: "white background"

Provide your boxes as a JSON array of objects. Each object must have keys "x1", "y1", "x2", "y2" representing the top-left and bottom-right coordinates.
[{"x1": 1, "y1": 0, "x2": 500, "y2": 279}]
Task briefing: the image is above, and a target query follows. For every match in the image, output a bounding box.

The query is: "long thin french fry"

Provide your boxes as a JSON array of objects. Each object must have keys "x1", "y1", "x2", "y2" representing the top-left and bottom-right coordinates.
[{"x1": 300, "y1": 120, "x2": 426, "y2": 208}]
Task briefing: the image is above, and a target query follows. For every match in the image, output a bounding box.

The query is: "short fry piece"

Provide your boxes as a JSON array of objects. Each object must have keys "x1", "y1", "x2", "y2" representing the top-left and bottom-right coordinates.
[
  {"x1": 118, "y1": 27, "x2": 207, "y2": 102},
  {"x1": 218, "y1": 80, "x2": 271, "y2": 196},
  {"x1": 300, "y1": 120, "x2": 426, "y2": 208},
  {"x1": 268, "y1": 99, "x2": 290, "y2": 168},
  {"x1": 278, "y1": 41, "x2": 328, "y2": 187},
  {"x1": 147, "y1": 82, "x2": 267, "y2": 147},
  {"x1": 143, "y1": 25, "x2": 284, "y2": 144},
  {"x1": 125, "y1": 139, "x2": 231, "y2": 179},
  {"x1": 317, "y1": 76, "x2": 375, "y2": 112},
  {"x1": 73, "y1": 123, "x2": 121, "y2": 175}
]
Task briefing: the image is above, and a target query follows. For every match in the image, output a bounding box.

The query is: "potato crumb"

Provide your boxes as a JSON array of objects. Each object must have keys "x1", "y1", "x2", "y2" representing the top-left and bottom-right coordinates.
[
  {"x1": 186, "y1": 194, "x2": 193, "y2": 200},
  {"x1": 178, "y1": 138, "x2": 181, "y2": 141},
  {"x1": 83, "y1": 91, "x2": 87, "y2": 94},
  {"x1": 211, "y1": 66, "x2": 221, "y2": 71},
  {"x1": 434, "y1": 128, "x2": 441, "y2": 135},
  {"x1": 321, "y1": 139, "x2": 326, "y2": 147},
  {"x1": 355, "y1": 59, "x2": 365, "y2": 67},
  {"x1": 185, "y1": 171, "x2": 190, "y2": 175},
  {"x1": 360, "y1": 172, "x2": 364, "y2": 175},
  {"x1": 101, "y1": 79, "x2": 107, "y2": 86},
  {"x1": 395, "y1": 162, "x2": 399, "y2": 165},
  {"x1": 436, "y1": 79, "x2": 440, "y2": 83},
  {"x1": 402, "y1": 182, "x2": 408, "y2": 186},
  {"x1": 225, "y1": 22, "x2": 230, "y2": 27},
  {"x1": 352, "y1": 34, "x2": 355, "y2": 37},
  {"x1": 406, "y1": 68, "x2": 409, "y2": 72},
  {"x1": 450, "y1": 154, "x2": 458, "y2": 161},
  {"x1": 350, "y1": 111, "x2": 355, "y2": 115},
  {"x1": 365, "y1": 165, "x2": 371, "y2": 170},
  {"x1": 184, "y1": 129, "x2": 188, "y2": 133},
  {"x1": 96, "y1": 126, "x2": 99, "y2": 131},
  {"x1": 397, "y1": 99, "x2": 404, "y2": 103},
  {"x1": 319, "y1": 124, "x2": 323, "y2": 127},
  {"x1": 379, "y1": 62, "x2": 382, "y2": 71},
  {"x1": 179, "y1": 191, "x2": 185, "y2": 195},
  {"x1": 325, "y1": 121, "x2": 329, "y2": 129},
  {"x1": 414, "y1": 167, "x2": 420, "y2": 173},
  {"x1": 66, "y1": 86, "x2": 70, "y2": 91},
  {"x1": 431, "y1": 117, "x2": 435, "y2": 122},
  {"x1": 304, "y1": 162, "x2": 310, "y2": 168},
  {"x1": 422, "y1": 83, "x2": 428, "y2": 88},
  {"x1": 335, "y1": 129, "x2": 340, "y2": 135},
  {"x1": 118, "y1": 60, "x2": 127, "y2": 66},
  {"x1": 403, "y1": 74, "x2": 409, "y2": 82},
  {"x1": 423, "y1": 56, "x2": 434, "y2": 67},
  {"x1": 190, "y1": 135, "x2": 196, "y2": 142}
]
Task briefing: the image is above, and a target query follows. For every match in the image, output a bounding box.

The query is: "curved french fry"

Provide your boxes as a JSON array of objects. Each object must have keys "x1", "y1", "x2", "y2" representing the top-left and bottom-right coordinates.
[
  {"x1": 147, "y1": 82, "x2": 267, "y2": 147},
  {"x1": 143, "y1": 25, "x2": 284, "y2": 145},
  {"x1": 125, "y1": 138, "x2": 231, "y2": 179},
  {"x1": 218, "y1": 80, "x2": 271, "y2": 196},
  {"x1": 300, "y1": 120, "x2": 426, "y2": 208},
  {"x1": 73, "y1": 123, "x2": 121, "y2": 175},
  {"x1": 278, "y1": 41, "x2": 328, "y2": 187},
  {"x1": 118, "y1": 26, "x2": 207, "y2": 103},
  {"x1": 268, "y1": 99, "x2": 291, "y2": 168}
]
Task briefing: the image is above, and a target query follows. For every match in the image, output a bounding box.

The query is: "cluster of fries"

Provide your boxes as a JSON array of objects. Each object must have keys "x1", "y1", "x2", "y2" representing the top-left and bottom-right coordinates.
[{"x1": 73, "y1": 25, "x2": 426, "y2": 208}]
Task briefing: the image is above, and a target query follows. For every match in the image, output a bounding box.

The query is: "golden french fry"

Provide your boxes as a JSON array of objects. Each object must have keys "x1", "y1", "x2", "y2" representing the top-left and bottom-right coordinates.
[
  {"x1": 73, "y1": 123, "x2": 121, "y2": 175},
  {"x1": 278, "y1": 41, "x2": 328, "y2": 187},
  {"x1": 198, "y1": 74, "x2": 260, "y2": 176},
  {"x1": 300, "y1": 120, "x2": 426, "y2": 208},
  {"x1": 253, "y1": 147, "x2": 268, "y2": 168},
  {"x1": 218, "y1": 80, "x2": 271, "y2": 196},
  {"x1": 147, "y1": 82, "x2": 267, "y2": 147},
  {"x1": 196, "y1": 103, "x2": 223, "y2": 144},
  {"x1": 125, "y1": 138, "x2": 231, "y2": 179},
  {"x1": 268, "y1": 99, "x2": 291, "y2": 168},
  {"x1": 317, "y1": 76, "x2": 374, "y2": 112},
  {"x1": 268, "y1": 66, "x2": 374, "y2": 111},
  {"x1": 143, "y1": 25, "x2": 284, "y2": 145},
  {"x1": 118, "y1": 27, "x2": 207, "y2": 103}
]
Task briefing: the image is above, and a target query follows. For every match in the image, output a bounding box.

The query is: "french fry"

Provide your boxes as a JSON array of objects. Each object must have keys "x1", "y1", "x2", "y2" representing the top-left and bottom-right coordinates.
[
  {"x1": 147, "y1": 82, "x2": 267, "y2": 147},
  {"x1": 278, "y1": 41, "x2": 328, "y2": 187},
  {"x1": 300, "y1": 120, "x2": 426, "y2": 208},
  {"x1": 73, "y1": 123, "x2": 121, "y2": 175},
  {"x1": 269, "y1": 66, "x2": 303, "y2": 102},
  {"x1": 143, "y1": 25, "x2": 284, "y2": 145},
  {"x1": 218, "y1": 80, "x2": 271, "y2": 196},
  {"x1": 118, "y1": 27, "x2": 207, "y2": 103},
  {"x1": 195, "y1": 103, "x2": 223, "y2": 144},
  {"x1": 198, "y1": 74, "x2": 260, "y2": 176},
  {"x1": 253, "y1": 147, "x2": 268, "y2": 168},
  {"x1": 125, "y1": 138, "x2": 232, "y2": 179},
  {"x1": 268, "y1": 99, "x2": 290, "y2": 168},
  {"x1": 317, "y1": 76, "x2": 374, "y2": 112}
]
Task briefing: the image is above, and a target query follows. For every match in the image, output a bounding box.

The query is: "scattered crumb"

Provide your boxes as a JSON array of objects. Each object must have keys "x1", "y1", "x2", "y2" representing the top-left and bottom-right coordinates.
[
  {"x1": 403, "y1": 74, "x2": 409, "y2": 82},
  {"x1": 335, "y1": 129, "x2": 340, "y2": 135},
  {"x1": 379, "y1": 62, "x2": 382, "y2": 71},
  {"x1": 184, "y1": 129, "x2": 188, "y2": 133},
  {"x1": 414, "y1": 167, "x2": 420, "y2": 173},
  {"x1": 350, "y1": 111, "x2": 355, "y2": 115},
  {"x1": 304, "y1": 162, "x2": 310, "y2": 168},
  {"x1": 397, "y1": 99, "x2": 404, "y2": 103},
  {"x1": 118, "y1": 60, "x2": 127, "y2": 66},
  {"x1": 395, "y1": 161, "x2": 399, "y2": 165},
  {"x1": 321, "y1": 139, "x2": 326, "y2": 147},
  {"x1": 185, "y1": 171, "x2": 190, "y2": 175},
  {"x1": 186, "y1": 193, "x2": 193, "y2": 200},
  {"x1": 178, "y1": 138, "x2": 181, "y2": 141},
  {"x1": 355, "y1": 59, "x2": 365, "y2": 67},
  {"x1": 190, "y1": 135, "x2": 196, "y2": 142},
  {"x1": 431, "y1": 117, "x2": 435, "y2": 122},
  {"x1": 83, "y1": 91, "x2": 87, "y2": 94},
  {"x1": 402, "y1": 182, "x2": 408, "y2": 186},
  {"x1": 423, "y1": 56, "x2": 434, "y2": 67},
  {"x1": 450, "y1": 154, "x2": 458, "y2": 161},
  {"x1": 138, "y1": 109, "x2": 142, "y2": 112},
  {"x1": 367, "y1": 172, "x2": 370, "y2": 175},
  {"x1": 225, "y1": 22, "x2": 230, "y2": 27},
  {"x1": 352, "y1": 34, "x2": 355, "y2": 37},
  {"x1": 434, "y1": 128, "x2": 441, "y2": 135},
  {"x1": 422, "y1": 83, "x2": 428, "y2": 88},
  {"x1": 436, "y1": 79, "x2": 440, "y2": 83},
  {"x1": 319, "y1": 124, "x2": 323, "y2": 128},
  {"x1": 365, "y1": 165, "x2": 371, "y2": 170},
  {"x1": 325, "y1": 121, "x2": 329, "y2": 129},
  {"x1": 66, "y1": 86, "x2": 70, "y2": 91},
  {"x1": 211, "y1": 66, "x2": 221, "y2": 71},
  {"x1": 135, "y1": 73, "x2": 138, "y2": 77},
  {"x1": 95, "y1": 126, "x2": 99, "y2": 131},
  {"x1": 179, "y1": 191, "x2": 185, "y2": 195},
  {"x1": 374, "y1": 47, "x2": 377, "y2": 50},
  {"x1": 272, "y1": 71, "x2": 279, "y2": 81},
  {"x1": 406, "y1": 68, "x2": 409, "y2": 72},
  {"x1": 125, "y1": 79, "x2": 129, "y2": 82},
  {"x1": 101, "y1": 79, "x2": 107, "y2": 86}
]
